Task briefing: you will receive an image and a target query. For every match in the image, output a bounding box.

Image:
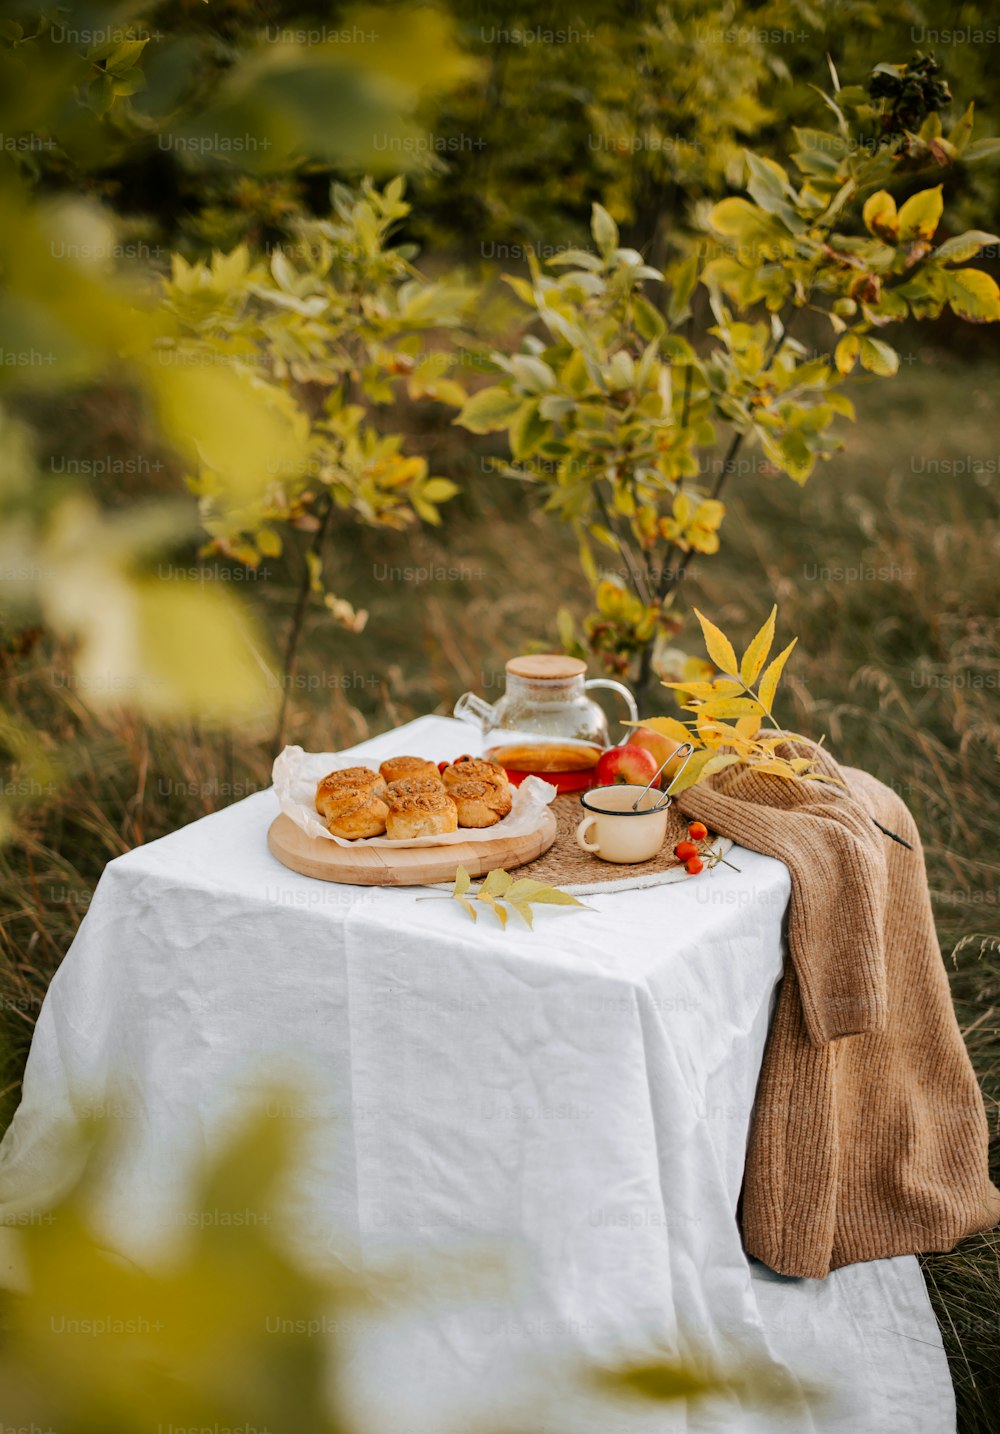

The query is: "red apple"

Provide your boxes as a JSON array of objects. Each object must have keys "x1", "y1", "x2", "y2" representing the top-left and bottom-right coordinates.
[
  {"x1": 593, "y1": 742, "x2": 661, "y2": 787},
  {"x1": 628, "y1": 726, "x2": 685, "y2": 780}
]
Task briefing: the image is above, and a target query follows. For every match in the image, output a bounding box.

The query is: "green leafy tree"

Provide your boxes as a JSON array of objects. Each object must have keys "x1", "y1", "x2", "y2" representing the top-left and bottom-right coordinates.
[
  {"x1": 159, "y1": 176, "x2": 475, "y2": 743},
  {"x1": 0, "y1": 1, "x2": 477, "y2": 829},
  {"x1": 454, "y1": 58, "x2": 1000, "y2": 704}
]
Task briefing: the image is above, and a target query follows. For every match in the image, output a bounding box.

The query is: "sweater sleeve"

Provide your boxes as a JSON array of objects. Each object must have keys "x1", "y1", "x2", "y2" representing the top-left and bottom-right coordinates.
[{"x1": 678, "y1": 770, "x2": 889, "y2": 1046}]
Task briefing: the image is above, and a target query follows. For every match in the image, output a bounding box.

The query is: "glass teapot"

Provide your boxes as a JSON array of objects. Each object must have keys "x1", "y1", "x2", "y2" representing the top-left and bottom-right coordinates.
[{"x1": 454, "y1": 654, "x2": 638, "y2": 792}]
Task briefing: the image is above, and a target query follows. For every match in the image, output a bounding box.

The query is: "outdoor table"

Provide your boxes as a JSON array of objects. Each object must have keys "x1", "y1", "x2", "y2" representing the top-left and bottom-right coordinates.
[{"x1": 0, "y1": 715, "x2": 955, "y2": 1433}]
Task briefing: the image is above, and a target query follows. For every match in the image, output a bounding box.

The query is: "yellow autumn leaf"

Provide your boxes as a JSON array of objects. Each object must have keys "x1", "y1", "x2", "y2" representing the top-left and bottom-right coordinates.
[
  {"x1": 695, "y1": 716, "x2": 726, "y2": 750},
  {"x1": 736, "y1": 714, "x2": 761, "y2": 740},
  {"x1": 747, "y1": 758, "x2": 801, "y2": 778},
  {"x1": 835, "y1": 334, "x2": 860, "y2": 374},
  {"x1": 660, "y1": 746, "x2": 718, "y2": 794},
  {"x1": 700, "y1": 753, "x2": 743, "y2": 779},
  {"x1": 699, "y1": 718, "x2": 756, "y2": 750},
  {"x1": 862, "y1": 190, "x2": 898, "y2": 239},
  {"x1": 660, "y1": 680, "x2": 721, "y2": 700},
  {"x1": 695, "y1": 719, "x2": 755, "y2": 755},
  {"x1": 740, "y1": 605, "x2": 777, "y2": 686},
  {"x1": 696, "y1": 696, "x2": 766, "y2": 720},
  {"x1": 692, "y1": 608, "x2": 738, "y2": 677},
  {"x1": 757, "y1": 637, "x2": 797, "y2": 713},
  {"x1": 897, "y1": 185, "x2": 943, "y2": 243}
]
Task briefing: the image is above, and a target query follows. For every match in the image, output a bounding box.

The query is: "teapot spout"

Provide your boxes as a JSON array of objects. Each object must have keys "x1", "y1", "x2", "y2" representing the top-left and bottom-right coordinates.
[{"x1": 453, "y1": 691, "x2": 494, "y2": 730}]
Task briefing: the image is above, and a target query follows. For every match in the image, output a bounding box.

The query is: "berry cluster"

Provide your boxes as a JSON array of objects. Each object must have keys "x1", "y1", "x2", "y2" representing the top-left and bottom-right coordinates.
[{"x1": 674, "y1": 820, "x2": 709, "y2": 875}]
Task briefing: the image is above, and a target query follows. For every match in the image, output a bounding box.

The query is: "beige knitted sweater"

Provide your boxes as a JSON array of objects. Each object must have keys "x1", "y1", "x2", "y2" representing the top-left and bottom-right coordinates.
[{"x1": 678, "y1": 741, "x2": 1000, "y2": 1279}]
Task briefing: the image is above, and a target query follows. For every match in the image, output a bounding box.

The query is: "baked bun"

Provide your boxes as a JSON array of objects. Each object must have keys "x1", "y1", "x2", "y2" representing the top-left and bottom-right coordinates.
[
  {"x1": 319, "y1": 788, "x2": 389, "y2": 840},
  {"x1": 316, "y1": 766, "x2": 387, "y2": 819},
  {"x1": 442, "y1": 757, "x2": 509, "y2": 792},
  {"x1": 448, "y1": 777, "x2": 513, "y2": 829},
  {"x1": 385, "y1": 788, "x2": 458, "y2": 841},
  {"x1": 379, "y1": 755, "x2": 440, "y2": 786},
  {"x1": 386, "y1": 774, "x2": 444, "y2": 802}
]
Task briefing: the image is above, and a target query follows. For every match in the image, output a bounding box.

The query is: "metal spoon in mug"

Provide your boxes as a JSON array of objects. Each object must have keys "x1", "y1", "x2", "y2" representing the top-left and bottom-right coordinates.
[{"x1": 631, "y1": 741, "x2": 695, "y2": 811}]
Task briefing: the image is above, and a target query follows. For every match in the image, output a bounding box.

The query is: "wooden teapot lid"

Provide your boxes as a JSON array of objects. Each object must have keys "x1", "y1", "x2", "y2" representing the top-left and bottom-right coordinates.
[{"x1": 506, "y1": 654, "x2": 587, "y2": 680}]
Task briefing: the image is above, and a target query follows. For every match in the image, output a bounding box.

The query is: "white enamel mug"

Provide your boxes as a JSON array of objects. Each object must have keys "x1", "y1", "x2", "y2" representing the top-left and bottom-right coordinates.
[{"x1": 575, "y1": 783, "x2": 672, "y2": 864}]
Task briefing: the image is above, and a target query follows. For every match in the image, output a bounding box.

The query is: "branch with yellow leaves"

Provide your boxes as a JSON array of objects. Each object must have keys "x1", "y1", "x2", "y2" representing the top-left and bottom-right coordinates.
[
  {"x1": 628, "y1": 606, "x2": 836, "y2": 794},
  {"x1": 631, "y1": 607, "x2": 913, "y2": 847},
  {"x1": 419, "y1": 866, "x2": 589, "y2": 929}
]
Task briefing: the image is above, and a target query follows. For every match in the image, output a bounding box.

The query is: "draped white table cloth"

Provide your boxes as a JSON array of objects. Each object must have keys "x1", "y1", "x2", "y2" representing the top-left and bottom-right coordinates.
[{"x1": 0, "y1": 716, "x2": 954, "y2": 1433}]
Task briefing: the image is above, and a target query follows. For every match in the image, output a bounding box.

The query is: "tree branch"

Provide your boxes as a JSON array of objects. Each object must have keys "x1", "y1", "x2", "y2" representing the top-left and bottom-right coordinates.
[
  {"x1": 595, "y1": 484, "x2": 652, "y2": 606},
  {"x1": 273, "y1": 493, "x2": 336, "y2": 755}
]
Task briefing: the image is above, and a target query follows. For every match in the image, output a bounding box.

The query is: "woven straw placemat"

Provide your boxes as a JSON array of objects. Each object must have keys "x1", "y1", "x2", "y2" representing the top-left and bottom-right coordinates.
[{"x1": 509, "y1": 793, "x2": 733, "y2": 896}]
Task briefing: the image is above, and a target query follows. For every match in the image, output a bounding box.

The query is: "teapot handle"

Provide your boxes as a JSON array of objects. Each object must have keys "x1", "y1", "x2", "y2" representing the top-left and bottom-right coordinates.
[
  {"x1": 584, "y1": 678, "x2": 639, "y2": 746},
  {"x1": 453, "y1": 691, "x2": 495, "y2": 730}
]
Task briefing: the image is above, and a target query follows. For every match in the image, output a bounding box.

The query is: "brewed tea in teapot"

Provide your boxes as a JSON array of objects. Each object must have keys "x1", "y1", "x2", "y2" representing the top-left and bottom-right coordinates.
[{"x1": 454, "y1": 654, "x2": 638, "y2": 792}]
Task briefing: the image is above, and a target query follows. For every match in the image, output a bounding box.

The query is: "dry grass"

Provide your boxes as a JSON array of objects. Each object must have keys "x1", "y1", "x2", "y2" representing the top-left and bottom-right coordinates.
[{"x1": 1, "y1": 348, "x2": 998, "y2": 1429}]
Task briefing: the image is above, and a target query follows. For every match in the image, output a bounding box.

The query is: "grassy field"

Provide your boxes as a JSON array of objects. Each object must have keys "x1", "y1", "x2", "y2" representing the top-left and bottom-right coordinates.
[{"x1": 1, "y1": 348, "x2": 998, "y2": 1429}]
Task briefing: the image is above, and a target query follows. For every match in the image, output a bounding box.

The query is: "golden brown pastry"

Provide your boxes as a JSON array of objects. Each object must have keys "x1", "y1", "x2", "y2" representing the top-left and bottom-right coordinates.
[
  {"x1": 385, "y1": 788, "x2": 459, "y2": 840},
  {"x1": 385, "y1": 773, "x2": 445, "y2": 802},
  {"x1": 379, "y1": 755, "x2": 441, "y2": 786},
  {"x1": 448, "y1": 777, "x2": 513, "y2": 829},
  {"x1": 441, "y1": 757, "x2": 509, "y2": 792},
  {"x1": 315, "y1": 766, "x2": 387, "y2": 817},
  {"x1": 318, "y1": 788, "x2": 389, "y2": 840}
]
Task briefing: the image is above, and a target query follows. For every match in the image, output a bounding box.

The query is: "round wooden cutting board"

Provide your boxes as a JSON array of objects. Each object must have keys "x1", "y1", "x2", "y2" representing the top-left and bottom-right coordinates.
[{"x1": 267, "y1": 808, "x2": 559, "y2": 886}]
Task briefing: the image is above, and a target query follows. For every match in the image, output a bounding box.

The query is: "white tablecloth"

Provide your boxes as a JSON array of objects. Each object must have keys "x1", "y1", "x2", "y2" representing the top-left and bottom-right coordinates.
[{"x1": 0, "y1": 716, "x2": 954, "y2": 1432}]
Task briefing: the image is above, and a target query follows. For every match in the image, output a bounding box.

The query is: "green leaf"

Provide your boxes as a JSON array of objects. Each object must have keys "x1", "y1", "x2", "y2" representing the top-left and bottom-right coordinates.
[
  {"x1": 503, "y1": 275, "x2": 536, "y2": 307},
  {"x1": 547, "y1": 248, "x2": 604, "y2": 271},
  {"x1": 668, "y1": 254, "x2": 699, "y2": 325},
  {"x1": 692, "y1": 609, "x2": 738, "y2": 678},
  {"x1": 933, "y1": 231, "x2": 1000, "y2": 264},
  {"x1": 556, "y1": 606, "x2": 578, "y2": 653},
  {"x1": 858, "y1": 336, "x2": 898, "y2": 376},
  {"x1": 454, "y1": 385, "x2": 523, "y2": 434},
  {"x1": 708, "y1": 197, "x2": 784, "y2": 244},
  {"x1": 945, "y1": 268, "x2": 1000, "y2": 323},
  {"x1": 660, "y1": 333, "x2": 697, "y2": 364},
  {"x1": 632, "y1": 293, "x2": 666, "y2": 341},
  {"x1": 509, "y1": 400, "x2": 550, "y2": 458},
  {"x1": 420, "y1": 478, "x2": 461, "y2": 504},
  {"x1": 591, "y1": 203, "x2": 619, "y2": 258},
  {"x1": 102, "y1": 39, "x2": 148, "y2": 76},
  {"x1": 306, "y1": 550, "x2": 323, "y2": 593},
  {"x1": 740, "y1": 606, "x2": 776, "y2": 686},
  {"x1": 962, "y1": 137, "x2": 1000, "y2": 163},
  {"x1": 948, "y1": 101, "x2": 975, "y2": 154},
  {"x1": 897, "y1": 186, "x2": 943, "y2": 243},
  {"x1": 510, "y1": 355, "x2": 556, "y2": 392},
  {"x1": 744, "y1": 153, "x2": 805, "y2": 233}
]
